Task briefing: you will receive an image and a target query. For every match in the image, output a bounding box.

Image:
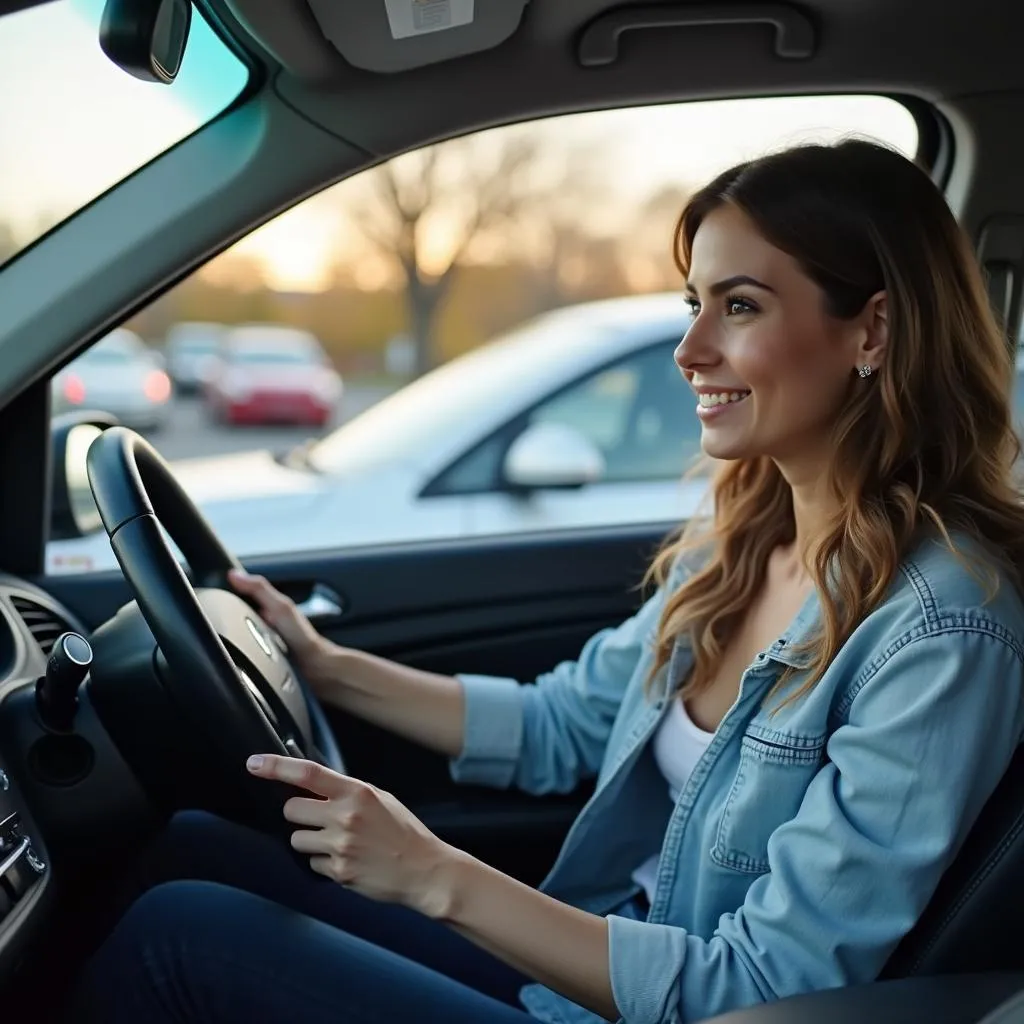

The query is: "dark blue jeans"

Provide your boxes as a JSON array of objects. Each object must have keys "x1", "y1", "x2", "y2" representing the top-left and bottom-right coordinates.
[{"x1": 69, "y1": 810, "x2": 536, "y2": 1022}]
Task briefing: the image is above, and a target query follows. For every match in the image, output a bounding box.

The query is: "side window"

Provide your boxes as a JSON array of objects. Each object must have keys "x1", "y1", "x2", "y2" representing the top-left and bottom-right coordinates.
[
  {"x1": 528, "y1": 341, "x2": 699, "y2": 483},
  {"x1": 45, "y1": 96, "x2": 917, "y2": 574}
]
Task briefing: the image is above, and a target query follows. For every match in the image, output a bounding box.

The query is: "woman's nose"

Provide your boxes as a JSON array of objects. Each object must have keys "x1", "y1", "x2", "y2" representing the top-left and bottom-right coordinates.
[
  {"x1": 675, "y1": 321, "x2": 715, "y2": 373},
  {"x1": 673, "y1": 337, "x2": 688, "y2": 371}
]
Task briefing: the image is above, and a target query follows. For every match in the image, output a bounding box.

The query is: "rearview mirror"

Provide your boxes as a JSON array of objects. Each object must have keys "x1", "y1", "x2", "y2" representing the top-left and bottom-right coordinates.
[
  {"x1": 50, "y1": 412, "x2": 119, "y2": 540},
  {"x1": 503, "y1": 421, "x2": 605, "y2": 491},
  {"x1": 100, "y1": 0, "x2": 192, "y2": 84}
]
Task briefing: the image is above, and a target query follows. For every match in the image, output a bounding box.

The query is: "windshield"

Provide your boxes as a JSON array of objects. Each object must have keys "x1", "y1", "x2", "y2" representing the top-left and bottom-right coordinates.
[{"x1": 0, "y1": 0, "x2": 248, "y2": 267}]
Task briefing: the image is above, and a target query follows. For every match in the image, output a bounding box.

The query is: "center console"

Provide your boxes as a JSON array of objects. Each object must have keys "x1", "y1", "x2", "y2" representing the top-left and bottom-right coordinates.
[
  {"x1": 0, "y1": 807, "x2": 46, "y2": 913},
  {"x1": 0, "y1": 752, "x2": 49, "y2": 984}
]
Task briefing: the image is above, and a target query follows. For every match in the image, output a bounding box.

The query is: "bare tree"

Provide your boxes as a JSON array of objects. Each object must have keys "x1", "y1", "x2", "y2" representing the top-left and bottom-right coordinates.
[
  {"x1": 624, "y1": 185, "x2": 693, "y2": 292},
  {"x1": 343, "y1": 129, "x2": 559, "y2": 374}
]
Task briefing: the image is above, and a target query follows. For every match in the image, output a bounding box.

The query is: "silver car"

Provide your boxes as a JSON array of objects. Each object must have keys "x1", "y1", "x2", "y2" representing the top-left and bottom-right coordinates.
[
  {"x1": 51, "y1": 328, "x2": 173, "y2": 432},
  {"x1": 164, "y1": 321, "x2": 227, "y2": 394}
]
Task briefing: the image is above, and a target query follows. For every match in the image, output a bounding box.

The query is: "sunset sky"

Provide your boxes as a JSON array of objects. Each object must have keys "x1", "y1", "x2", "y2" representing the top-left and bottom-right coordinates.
[{"x1": 0, "y1": 0, "x2": 919, "y2": 292}]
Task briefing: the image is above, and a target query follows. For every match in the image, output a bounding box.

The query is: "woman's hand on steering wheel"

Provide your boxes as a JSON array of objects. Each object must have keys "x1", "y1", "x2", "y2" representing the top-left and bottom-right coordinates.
[{"x1": 228, "y1": 569, "x2": 337, "y2": 692}]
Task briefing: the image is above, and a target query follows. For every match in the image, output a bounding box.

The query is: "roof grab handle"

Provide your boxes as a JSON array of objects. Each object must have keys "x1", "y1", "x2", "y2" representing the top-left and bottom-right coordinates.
[{"x1": 577, "y1": 3, "x2": 816, "y2": 67}]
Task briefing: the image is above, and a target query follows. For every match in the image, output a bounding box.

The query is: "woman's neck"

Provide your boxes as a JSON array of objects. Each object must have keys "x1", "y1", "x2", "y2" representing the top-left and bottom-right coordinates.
[{"x1": 779, "y1": 460, "x2": 837, "y2": 576}]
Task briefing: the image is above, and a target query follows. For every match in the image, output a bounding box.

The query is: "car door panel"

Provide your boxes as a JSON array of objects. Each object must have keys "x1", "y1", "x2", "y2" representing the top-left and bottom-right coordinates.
[
  {"x1": 466, "y1": 476, "x2": 707, "y2": 539},
  {"x1": 39, "y1": 521, "x2": 676, "y2": 883}
]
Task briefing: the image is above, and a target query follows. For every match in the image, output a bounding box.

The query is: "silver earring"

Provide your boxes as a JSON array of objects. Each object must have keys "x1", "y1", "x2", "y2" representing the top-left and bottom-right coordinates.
[{"x1": 858, "y1": 365, "x2": 873, "y2": 378}]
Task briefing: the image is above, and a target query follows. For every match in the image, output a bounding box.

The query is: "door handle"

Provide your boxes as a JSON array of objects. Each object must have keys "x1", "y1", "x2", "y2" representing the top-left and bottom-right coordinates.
[{"x1": 295, "y1": 583, "x2": 345, "y2": 623}]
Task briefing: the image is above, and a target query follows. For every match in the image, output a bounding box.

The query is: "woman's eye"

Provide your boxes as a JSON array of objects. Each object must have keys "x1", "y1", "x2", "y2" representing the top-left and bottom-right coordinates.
[
  {"x1": 685, "y1": 300, "x2": 700, "y2": 319},
  {"x1": 725, "y1": 296, "x2": 756, "y2": 316}
]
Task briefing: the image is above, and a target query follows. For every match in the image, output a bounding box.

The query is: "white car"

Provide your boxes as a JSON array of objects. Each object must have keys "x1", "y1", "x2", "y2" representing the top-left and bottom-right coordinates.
[
  {"x1": 46, "y1": 293, "x2": 711, "y2": 574},
  {"x1": 51, "y1": 328, "x2": 173, "y2": 433}
]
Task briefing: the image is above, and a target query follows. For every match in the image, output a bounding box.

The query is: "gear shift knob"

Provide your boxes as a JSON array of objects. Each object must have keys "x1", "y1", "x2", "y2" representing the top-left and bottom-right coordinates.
[{"x1": 35, "y1": 632, "x2": 93, "y2": 733}]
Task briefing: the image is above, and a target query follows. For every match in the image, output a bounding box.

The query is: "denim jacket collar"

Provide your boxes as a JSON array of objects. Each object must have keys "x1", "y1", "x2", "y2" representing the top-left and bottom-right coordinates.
[
  {"x1": 663, "y1": 581, "x2": 823, "y2": 685},
  {"x1": 765, "y1": 585, "x2": 822, "y2": 669}
]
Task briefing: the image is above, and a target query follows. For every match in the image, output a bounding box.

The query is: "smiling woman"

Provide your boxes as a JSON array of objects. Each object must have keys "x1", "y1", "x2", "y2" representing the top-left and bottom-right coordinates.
[
  {"x1": 0, "y1": 0, "x2": 248, "y2": 264},
  {"x1": 68, "y1": 139, "x2": 1024, "y2": 1024}
]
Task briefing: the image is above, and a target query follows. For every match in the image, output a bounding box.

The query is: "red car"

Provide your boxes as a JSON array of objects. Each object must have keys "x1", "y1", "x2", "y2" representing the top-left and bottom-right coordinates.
[{"x1": 205, "y1": 324, "x2": 343, "y2": 427}]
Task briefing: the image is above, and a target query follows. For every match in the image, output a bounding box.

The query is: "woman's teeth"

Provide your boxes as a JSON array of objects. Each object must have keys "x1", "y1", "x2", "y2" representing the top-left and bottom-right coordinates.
[{"x1": 698, "y1": 391, "x2": 750, "y2": 408}]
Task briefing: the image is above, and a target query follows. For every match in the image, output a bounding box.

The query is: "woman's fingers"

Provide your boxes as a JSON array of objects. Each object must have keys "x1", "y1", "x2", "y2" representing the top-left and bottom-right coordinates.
[
  {"x1": 247, "y1": 754, "x2": 355, "y2": 799},
  {"x1": 283, "y1": 795, "x2": 332, "y2": 827},
  {"x1": 227, "y1": 568, "x2": 265, "y2": 596},
  {"x1": 309, "y1": 855, "x2": 343, "y2": 882},
  {"x1": 289, "y1": 828, "x2": 335, "y2": 855},
  {"x1": 228, "y1": 570, "x2": 289, "y2": 615}
]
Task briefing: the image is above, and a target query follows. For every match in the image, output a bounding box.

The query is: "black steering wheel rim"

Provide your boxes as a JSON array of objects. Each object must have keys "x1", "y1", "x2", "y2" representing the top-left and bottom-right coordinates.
[{"x1": 85, "y1": 426, "x2": 343, "y2": 780}]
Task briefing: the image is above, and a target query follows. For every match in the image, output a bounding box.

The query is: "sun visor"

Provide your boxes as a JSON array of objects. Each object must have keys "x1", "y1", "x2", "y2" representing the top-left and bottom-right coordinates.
[{"x1": 306, "y1": 0, "x2": 530, "y2": 73}]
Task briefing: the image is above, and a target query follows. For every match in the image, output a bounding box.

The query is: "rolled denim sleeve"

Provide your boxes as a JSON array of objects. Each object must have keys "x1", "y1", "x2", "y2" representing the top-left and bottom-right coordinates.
[
  {"x1": 608, "y1": 629, "x2": 1024, "y2": 1023},
  {"x1": 449, "y1": 583, "x2": 670, "y2": 794}
]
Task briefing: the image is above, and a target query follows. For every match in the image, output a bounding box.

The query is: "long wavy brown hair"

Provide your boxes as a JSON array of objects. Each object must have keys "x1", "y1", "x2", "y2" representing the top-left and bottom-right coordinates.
[{"x1": 646, "y1": 139, "x2": 1024, "y2": 707}]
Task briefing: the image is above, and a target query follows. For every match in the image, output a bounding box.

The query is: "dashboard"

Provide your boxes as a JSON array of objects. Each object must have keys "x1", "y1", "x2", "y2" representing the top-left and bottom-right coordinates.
[
  {"x1": 0, "y1": 574, "x2": 153, "y2": 993},
  {"x1": 0, "y1": 577, "x2": 68, "y2": 983}
]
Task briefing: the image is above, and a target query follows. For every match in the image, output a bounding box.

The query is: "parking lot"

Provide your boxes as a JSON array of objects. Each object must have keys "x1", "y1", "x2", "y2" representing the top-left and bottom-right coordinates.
[{"x1": 142, "y1": 383, "x2": 395, "y2": 462}]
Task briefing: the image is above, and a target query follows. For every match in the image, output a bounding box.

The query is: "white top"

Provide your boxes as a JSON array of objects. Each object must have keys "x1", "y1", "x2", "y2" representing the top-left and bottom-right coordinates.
[{"x1": 631, "y1": 697, "x2": 715, "y2": 903}]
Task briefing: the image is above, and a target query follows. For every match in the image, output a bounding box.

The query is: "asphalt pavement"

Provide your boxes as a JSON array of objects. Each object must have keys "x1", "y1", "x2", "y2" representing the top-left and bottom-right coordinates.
[{"x1": 144, "y1": 384, "x2": 395, "y2": 461}]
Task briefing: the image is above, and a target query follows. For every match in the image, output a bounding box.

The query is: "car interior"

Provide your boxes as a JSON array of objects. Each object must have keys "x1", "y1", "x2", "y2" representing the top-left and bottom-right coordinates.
[{"x1": 2, "y1": 0, "x2": 1024, "y2": 1020}]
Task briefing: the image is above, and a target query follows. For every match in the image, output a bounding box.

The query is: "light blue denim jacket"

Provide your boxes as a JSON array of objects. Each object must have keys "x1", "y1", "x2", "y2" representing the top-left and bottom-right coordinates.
[{"x1": 449, "y1": 534, "x2": 1024, "y2": 1024}]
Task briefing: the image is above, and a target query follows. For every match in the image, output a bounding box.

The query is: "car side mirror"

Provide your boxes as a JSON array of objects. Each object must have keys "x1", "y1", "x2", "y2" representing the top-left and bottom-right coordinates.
[
  {"x1": 50, "y1": 412, "x2": 119, "y2": 540},
  {"x1": 502, "y1": 421, "x2": 605, "y2": 491}
]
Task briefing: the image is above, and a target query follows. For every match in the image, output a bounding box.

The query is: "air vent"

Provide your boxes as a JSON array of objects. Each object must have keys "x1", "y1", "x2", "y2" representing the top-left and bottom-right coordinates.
[{"x1": 9, "y1": 595, "x2": 74, "y2": 657}]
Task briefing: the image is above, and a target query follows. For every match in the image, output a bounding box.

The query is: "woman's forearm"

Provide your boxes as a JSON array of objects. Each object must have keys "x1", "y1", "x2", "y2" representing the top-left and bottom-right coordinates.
[
  {"x1": 307, "y1": 644, "x2": 466, "y2": 758},
  {"x1": 431, "y1": 849, "x2": 619, "y2": 1022}
]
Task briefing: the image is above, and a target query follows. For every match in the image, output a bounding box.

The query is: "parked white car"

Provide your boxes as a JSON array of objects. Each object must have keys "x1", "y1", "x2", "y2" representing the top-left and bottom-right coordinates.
[
  {"x1": 47, "y1": 293, "x2": 711, "y2": 574},
  {"x1": 51, "y1": 328, "x2": 173, "y2": 433}
]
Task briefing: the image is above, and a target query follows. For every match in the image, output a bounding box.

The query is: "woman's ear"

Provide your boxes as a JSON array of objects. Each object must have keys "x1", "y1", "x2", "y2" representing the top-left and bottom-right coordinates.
[{"x1": 855, "y1": 291, "x2": 888, "y2": 372}]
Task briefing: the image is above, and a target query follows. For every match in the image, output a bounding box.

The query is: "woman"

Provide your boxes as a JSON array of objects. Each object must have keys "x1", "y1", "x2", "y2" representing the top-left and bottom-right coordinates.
[{"x1": 71, "y1": 138, "x2": 1024, "y2": 1023}]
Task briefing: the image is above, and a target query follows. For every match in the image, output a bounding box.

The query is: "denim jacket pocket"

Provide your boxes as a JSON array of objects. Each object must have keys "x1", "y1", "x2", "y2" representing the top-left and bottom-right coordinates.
[{"x1": 710, "y1": 723, "x2": 827, "y2": 875}]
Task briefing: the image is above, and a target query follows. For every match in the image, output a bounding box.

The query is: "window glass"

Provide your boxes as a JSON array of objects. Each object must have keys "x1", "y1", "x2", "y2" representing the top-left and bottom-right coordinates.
[
  {"x1": 0, "y1": 0, "x2": 248, "y2": 267},
  {"x1": 44, "y1": 95, "x2": 918, "y2": 574},
  {"x1": 528, "y1": 341, "x2": 700, "y2": 482},
  {"x1": 535, "y1": 366, "x2": 640, "y2": 450}
]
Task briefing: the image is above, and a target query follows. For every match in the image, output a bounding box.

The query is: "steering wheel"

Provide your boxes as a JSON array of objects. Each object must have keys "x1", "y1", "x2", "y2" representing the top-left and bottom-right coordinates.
[{"x1": 84, "y1": 426, "x2": 344, "y2": 828}]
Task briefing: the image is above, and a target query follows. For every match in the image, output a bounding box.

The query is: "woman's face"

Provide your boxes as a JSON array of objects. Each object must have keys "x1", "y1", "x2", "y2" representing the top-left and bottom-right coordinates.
[{"x1": 675, "y1": 204, "x2": 873, "y2": 473}]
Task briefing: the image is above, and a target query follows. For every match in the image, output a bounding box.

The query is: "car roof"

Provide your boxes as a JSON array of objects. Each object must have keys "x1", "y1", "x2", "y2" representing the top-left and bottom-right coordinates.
[
  {"x1": 222, "y1": 0, "x2": 1021, "y2": 106},
  {"x1": 223, "y1": 323, "x2": 321, "y2": 351},
  {"x1": 202, "y1": 0, "x2": 1021, "y2": 198},
  {"x1": 165, "y1": 322, "x2": 227, "y2": 347},
  {"x1": 91, "y1": 328, "x2": 144, "y2": 354}
]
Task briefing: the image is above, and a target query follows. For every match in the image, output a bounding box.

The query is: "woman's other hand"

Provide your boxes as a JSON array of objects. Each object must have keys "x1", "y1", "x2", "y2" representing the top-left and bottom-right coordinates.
[{"x1": 246, "y1": 753, "x2": 461, "y2": 919}]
